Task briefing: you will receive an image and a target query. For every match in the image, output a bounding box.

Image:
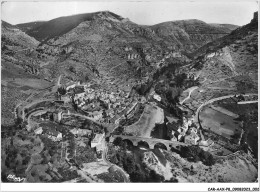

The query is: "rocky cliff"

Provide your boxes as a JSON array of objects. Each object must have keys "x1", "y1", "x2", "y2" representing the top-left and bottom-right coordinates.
[{"x1": 10, "y1": 11, "x2": 237, "y2": 86}]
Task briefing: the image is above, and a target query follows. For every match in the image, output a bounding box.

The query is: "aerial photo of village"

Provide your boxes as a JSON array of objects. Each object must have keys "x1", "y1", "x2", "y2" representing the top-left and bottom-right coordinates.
[{"x1": 1, "y1": 1, "x2": 258, "y2": 184}]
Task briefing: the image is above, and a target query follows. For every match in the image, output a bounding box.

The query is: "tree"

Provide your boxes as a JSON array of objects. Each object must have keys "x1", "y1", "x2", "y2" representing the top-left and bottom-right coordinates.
[
  {"x1": 69, "y1": 66, "x2": 76, "y2": 73},
  {"x1": 175, "y1": 73, "x2": 187, "y2": 87},
  {"x1": 165, "y1": 177, "x2": 178, "y2": 182},
  {"x1": 179, "y1": 146, "x2": 215, "y2": 166},
  {"x1": 113, "y1": 137, "x2": 123, "y2": 146},
  {"x1": 57, "y1": 87, "x2": 66, "y2": 95},
  {"x1": 148, "y1": 170, "x2": 164, "y2": 182},
  {"x1": 124, "y1": 155, "x2": 135, "y2": 174},
  {"x1": 203, "y1": 154, "x2": 215, "y2": 166}
]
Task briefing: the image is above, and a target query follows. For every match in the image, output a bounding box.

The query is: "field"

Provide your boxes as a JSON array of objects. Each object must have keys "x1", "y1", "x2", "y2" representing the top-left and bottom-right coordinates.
[
  {"x1": 1, "y1": 61, "x2": 36, "y2": 79},
  {"x1": 3, "y1": 78, "x2": 52, "y2": 90},
  {"x1": 215, "y1": 101, "x2": 258, "y2": 157},
  {"x1": 199, "y1": 106, "x2": 241, "y2": 139},
  {"x1": 124, "y1": 104, "x2": 164, "y2": 137},
  {"x1": 2, "y1": 60, "x2": 53, "y2": 90}
]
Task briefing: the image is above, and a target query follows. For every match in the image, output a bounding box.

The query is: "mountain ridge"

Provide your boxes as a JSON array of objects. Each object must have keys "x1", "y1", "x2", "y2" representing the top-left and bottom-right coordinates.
[{"x1": 13, "y1": 11, "x2": 236, "y2": 53}]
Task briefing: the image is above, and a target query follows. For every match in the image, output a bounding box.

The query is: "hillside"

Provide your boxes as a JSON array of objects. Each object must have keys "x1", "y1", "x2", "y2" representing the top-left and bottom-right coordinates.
[
  {"x1": 209, "y1": 23, "x2": 239, "y2": 32},
  {"x1": 1, "y1": 11, "x2": 256, "y2": 125},
  {"x1": 19, "y1": 11, "x2": 124, "y2": 42},
  {"x1": 150, "y1": 19, "x2": 235, "y2": 53},
  {"x1": 2, "y1": 11, "x2": 256, "y2": 105},
  {"x1": 176, "y1": 12, "x2": 258, "y2": 116},
  {"x1": 11, "y1": 11, "x2": 238, "y2": 86},
  {"x1": 17, "y1": 12, "x2": 235, "y2": 53},
  {"x1": 1, "y1": 20, "x2": 39, "y2": 49},
  {"x1": 16, "y1": 21, "x2": 47, "y2": 32},
  {"x1": 1, "y1": 10, "x2": 258, "y2": 184}
]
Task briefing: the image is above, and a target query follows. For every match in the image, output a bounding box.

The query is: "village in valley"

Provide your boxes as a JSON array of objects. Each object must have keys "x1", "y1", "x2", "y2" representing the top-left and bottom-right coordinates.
[
  {"x1": 1, "y1": 5, "x2": 258, "y2": 183},
  {"x1": 2, "y1": 61, "x2": 257, "y2": 182}
]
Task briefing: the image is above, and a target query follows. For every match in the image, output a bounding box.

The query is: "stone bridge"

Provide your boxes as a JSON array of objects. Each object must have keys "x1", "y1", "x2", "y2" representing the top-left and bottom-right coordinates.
[{"x1": 112, "y1": 135, "x2": 189, "y2": 151}]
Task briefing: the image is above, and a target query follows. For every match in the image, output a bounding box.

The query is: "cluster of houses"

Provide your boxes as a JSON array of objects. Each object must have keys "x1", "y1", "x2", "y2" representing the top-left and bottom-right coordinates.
[
  {"x1": 68, "y1": 82, "x2": 139, "y2": 124},
  {"x1": 166, "y1": 116, "x2": 200, "y2": 145},
  {"x1": 148, "y1": 90, "x2": 162, "y2": 102},
  {"x1": 34, "y1": 124, "x2": 63, "y2": 142},
  {"x1": 31, "y1": 109, "x2": 69, "y2": 124},
  {"x1": 147, "y1": 88, "x2": 201, "y2": 145},
  {"x1": 33, "y1": 114, "x2": 105, "y2": 148}
]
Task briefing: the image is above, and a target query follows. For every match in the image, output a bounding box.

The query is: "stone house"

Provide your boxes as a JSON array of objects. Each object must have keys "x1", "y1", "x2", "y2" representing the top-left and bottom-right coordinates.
[
  {"x1": 45, "y1": 130, "x2": 62, "y2": 142},
  {"x1": 91, "y1": 133, "x2": 105, "y2": 148}
]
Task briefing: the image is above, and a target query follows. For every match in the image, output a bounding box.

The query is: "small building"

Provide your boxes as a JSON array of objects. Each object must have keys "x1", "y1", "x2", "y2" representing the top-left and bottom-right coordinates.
[
  {"x1": 171, "y1": 136, "x2": 178, "y2": 142},
  {"x1": 53, "y1": 111, "x2": 63, "y2": 123},
  {"x1": 74, "y1": 86, "x2": 85, "y2": 94},
  {"x1": 91, "y1": 133, "x2": 105, "y2": 148},
  {"x1": 93, "y1": 111, "x2": 103, "y2": 121},
  {"x1": 165, "y1": 116, "x2": 179, "y2": 124},
  {"x1": 109, "y1": 136, "x2": 115, "y2": 143},
  {"x1": 61, "y1": 95, "x2": 70, "y2": 103},
  {"x1": 184, "y1": 132, "x2": 200, "y2": 145},
  {"x1": 173, "y1": 130, "x2": 182, "y2": 141},
  {"x1": 66, "y1": 83, "x2": 77, "y2": 91},
  {"x1": 70, "y1": 128, "x2": 92, "y2": 137},
  {"x1": 96, "y1": 144, "x2": 103, "y2": 153},
  {"x1": 45, "y1": 130, "x2": 62, "y2": 141},
  {"x1": 153, "y1": 94, "x2": 161, "y2": 102},
  {"x1": 34, "y1": 127, "x2": 43, "y2": 135},
  {"x1": 95, "y1": 144, "x2": 103, "y2": 159},
  {"x1": 189, "y1": 127, "x2": 198, "y2": 134}
]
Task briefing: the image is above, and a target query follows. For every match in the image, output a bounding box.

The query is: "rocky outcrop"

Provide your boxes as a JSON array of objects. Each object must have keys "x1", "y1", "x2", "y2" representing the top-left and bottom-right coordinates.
[{"x1": 251, "y1": 12, "x2": 258, "y2": 23}]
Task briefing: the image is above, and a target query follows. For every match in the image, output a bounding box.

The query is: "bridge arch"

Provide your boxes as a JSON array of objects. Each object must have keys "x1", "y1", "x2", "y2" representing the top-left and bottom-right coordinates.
[
  {"x1": 154, "y1": 142, "x2": 168, "y2": 150},
  {"x1": 123, "y1": 139, "x2": 134, "y2": 148},
  {"x1": 137, "y1": 140, "x2": 150, "y2": 149}
]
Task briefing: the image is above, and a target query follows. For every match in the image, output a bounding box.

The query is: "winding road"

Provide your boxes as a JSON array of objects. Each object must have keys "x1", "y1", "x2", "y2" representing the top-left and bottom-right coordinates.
[
  {"x1": 180, "y1": 86, "x2": 199, "y2": 105},
  {"x1": 194, "y1": 93, "x2": 258, "y2": 125}
]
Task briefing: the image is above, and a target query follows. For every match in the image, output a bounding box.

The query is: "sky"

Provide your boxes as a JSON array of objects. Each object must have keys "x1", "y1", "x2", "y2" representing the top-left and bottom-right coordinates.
[{"x1": 1, "y1": 0, "x2": 259, "y2": 26}]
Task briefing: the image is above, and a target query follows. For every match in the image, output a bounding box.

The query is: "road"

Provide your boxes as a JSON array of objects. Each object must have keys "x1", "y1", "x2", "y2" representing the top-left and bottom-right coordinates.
[
  {"x1": 27, "y1": 109, "x2": 48, "y2": 130},
  {"x1": 102, "y1": 139, "x2": 130, "y2": 182},
  {"x1": 180, "y1": 86, "x2": 199, "y2": 105},
  {"x1": 109, "y1": 62, "x2": 125, "y2": 72},
  {"x1": 57, "y1": 75, "x2": 62, "y2": 86},
  {"x1": 18, "y1": 98, "x2": 58, "y2": 120},
  {"x1": 194, "y1": 93, "x2": 258, "y2": 124},
  {"x1": 14, "y1": 92, "x2": 40, "y2": 119},
  {"x1": 4, "y1": 48, "x2": 31, "y2": 54},
  {"x1": 237, "y1": 100, "x2": 258, "y2": 104},
  {"x1": 204, "y1": 75, "x2": 239, "y2": 85},
  {"x1": 14, "y1": 84, "x2": 55, "y2": 120},
  {"x1": 69, "y1": 113, "x2": 104, "y2": 127}
]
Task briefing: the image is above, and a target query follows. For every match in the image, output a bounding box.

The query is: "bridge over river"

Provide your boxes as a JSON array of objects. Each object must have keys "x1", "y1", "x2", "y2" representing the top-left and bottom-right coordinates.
[{"x1": 112, "y1": 135, "x2": 189, "y2": 151}]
